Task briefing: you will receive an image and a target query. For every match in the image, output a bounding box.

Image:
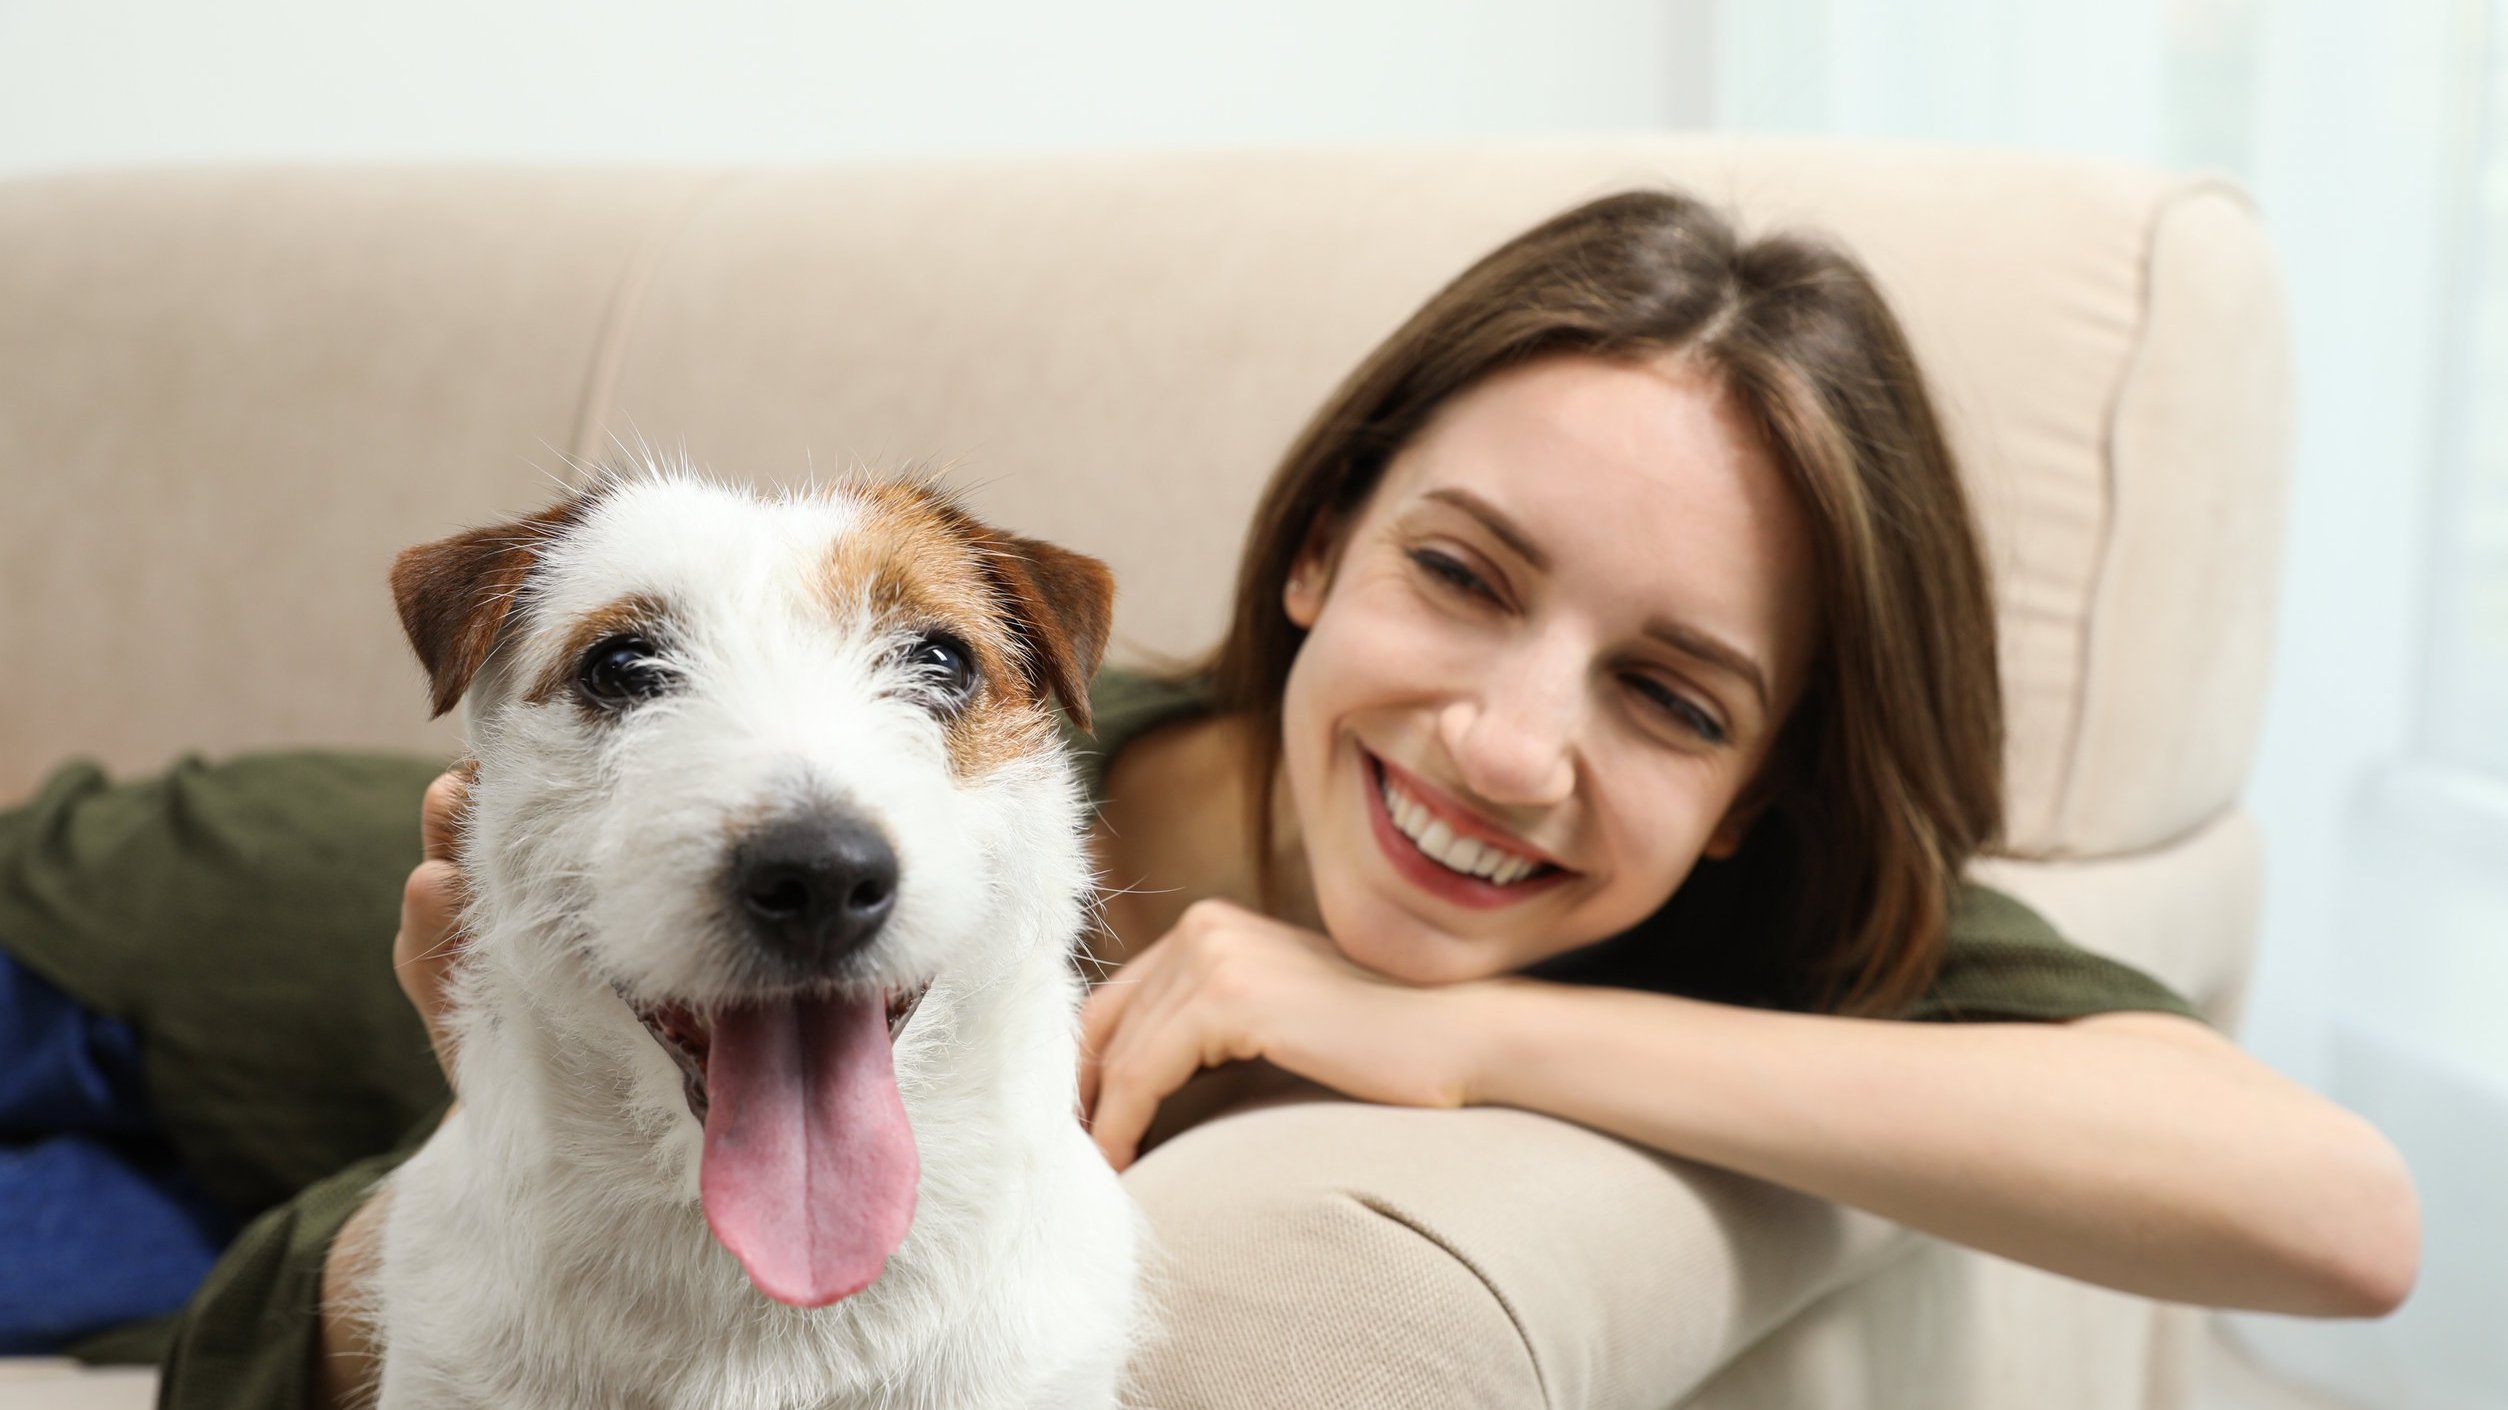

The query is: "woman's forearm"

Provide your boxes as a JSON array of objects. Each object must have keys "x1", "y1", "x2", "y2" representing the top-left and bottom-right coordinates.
[{"x1": 1464, "y1": 979, "x2": 2418, "y2": 1317}]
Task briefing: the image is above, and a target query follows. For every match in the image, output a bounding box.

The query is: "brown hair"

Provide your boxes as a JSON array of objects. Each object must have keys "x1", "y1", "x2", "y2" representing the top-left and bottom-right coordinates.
[{"x1": 1201, "y1": 189, "x2": 2004, "y2": 1017}]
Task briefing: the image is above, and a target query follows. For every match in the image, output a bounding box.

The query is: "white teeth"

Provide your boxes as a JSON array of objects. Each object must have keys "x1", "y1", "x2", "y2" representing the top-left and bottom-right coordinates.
[
  {"x1": 1378, "y1": 768, "x2": 1545, "y2": 885},
  {"x1": 1416, "y1": 818, "x2": 1454, "y2": 858}
]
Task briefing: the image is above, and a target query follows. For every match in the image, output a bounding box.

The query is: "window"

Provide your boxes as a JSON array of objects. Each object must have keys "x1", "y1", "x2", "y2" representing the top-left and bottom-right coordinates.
[{"x1": 2427, "y1": 4, "x2": 2508, "y2": 776}]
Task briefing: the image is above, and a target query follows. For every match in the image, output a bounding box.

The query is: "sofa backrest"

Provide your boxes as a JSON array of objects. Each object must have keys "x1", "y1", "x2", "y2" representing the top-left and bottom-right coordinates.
[{"x1": 0, "y1": 139, "x2": 2288, "y2": 861}]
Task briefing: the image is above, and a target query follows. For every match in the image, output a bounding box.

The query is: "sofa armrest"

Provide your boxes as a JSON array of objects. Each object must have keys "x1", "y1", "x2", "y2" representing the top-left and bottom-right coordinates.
[{"x1": 1119, "y1": 1089, "x2": 1912, "y2": 1409}]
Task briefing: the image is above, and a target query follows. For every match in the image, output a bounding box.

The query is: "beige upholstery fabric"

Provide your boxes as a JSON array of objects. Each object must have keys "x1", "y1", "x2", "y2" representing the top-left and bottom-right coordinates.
[
  {"x1": 1123, "y1": 1097, "x2": 1909, "y2": 1410},
  {"x1": 0, "y1": 141, "x2": 2289, "y2": 868},
  {"x1": 1679, "y1": 1241, "x2": 2192, "y2": 1410},
  {"x1": 0, "y1": 140, "x2": 2289, "y2": 1409},
  {"x1": 0, "y1": 169, "x2": 728, "y2": 795}
]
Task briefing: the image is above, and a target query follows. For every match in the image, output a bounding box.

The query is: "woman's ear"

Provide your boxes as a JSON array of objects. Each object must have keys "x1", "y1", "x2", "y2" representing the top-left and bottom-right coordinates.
[
  {"x1": 1702, "y1": 813, "x2": 1752, "y2": 861},
  {"x1": 1704, "y1": 763, "x2": 1787, "y2": 861},
  {"x1": 1282, "y1": 516, "x2": 1342, "y2": 629}
]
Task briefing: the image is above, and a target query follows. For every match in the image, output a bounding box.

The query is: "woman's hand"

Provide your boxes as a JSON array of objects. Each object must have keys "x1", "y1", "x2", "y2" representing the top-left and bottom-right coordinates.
[
  {"x1": 1077, "y1": 897, "x2": 1503, "y2": 1171},
  {"x1": 394, "y1": 763, "x2": 474, "y2": 1087}
]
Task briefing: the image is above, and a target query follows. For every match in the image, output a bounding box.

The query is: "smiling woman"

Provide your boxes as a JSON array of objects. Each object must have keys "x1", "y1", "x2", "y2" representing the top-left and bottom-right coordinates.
[
  {"x1": 1144, "y1": 189, "x2": 2003, "y2": 1016},
  {"x1": 1070, "y1": 188, "x2": 2420, "y2": 1374}
]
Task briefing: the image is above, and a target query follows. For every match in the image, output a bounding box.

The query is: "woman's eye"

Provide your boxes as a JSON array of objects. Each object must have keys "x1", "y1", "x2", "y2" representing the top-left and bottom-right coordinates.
[
  {"x1": 576, "y1": 634, "x2": 674, "y2": 709},
  {"x1": 904, "y1": 632, "x2": 979, "y2": 711},
  {"x1": 1409, "y1": 548, "x2": 1494, "y2": 600},
  {"x1": 1628, "y1": 674, "x2": 1727, "y2": 745}
]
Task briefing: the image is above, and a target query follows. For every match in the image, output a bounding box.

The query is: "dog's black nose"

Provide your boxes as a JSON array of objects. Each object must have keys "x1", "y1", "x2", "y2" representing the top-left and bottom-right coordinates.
[{"x1": 728, "y1": 812, "x2": 899, "y2": 969}]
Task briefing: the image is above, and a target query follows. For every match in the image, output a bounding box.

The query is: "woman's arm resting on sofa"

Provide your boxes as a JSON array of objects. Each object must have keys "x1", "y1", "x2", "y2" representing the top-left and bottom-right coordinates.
[{"x1": 1465, "y1": 980, "x2": 2420, "y2": 1318}]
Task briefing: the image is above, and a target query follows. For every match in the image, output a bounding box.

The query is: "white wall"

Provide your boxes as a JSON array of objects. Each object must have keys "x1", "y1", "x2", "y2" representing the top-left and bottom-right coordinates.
[
  {"x1": 0, "y1": 0, "x2": 1706, "y2": 173},
  {"x1": 2231, "y1": 7, "x2": 2477, "y2": 1399}
]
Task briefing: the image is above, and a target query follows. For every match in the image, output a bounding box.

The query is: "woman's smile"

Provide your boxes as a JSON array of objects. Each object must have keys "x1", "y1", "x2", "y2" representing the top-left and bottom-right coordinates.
[{"x1": 1356, "y1": 742, "x2": 1577, "y2": 911}]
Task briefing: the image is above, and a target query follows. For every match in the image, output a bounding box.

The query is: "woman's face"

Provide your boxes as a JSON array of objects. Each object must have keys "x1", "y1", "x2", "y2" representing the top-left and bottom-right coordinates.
[{"x1": 1279, "y1": 353, "x2": 1819, "y2": 985}]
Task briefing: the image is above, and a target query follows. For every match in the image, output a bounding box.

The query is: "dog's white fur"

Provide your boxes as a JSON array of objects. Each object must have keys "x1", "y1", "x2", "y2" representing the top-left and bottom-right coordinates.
[{"x1": 373, "y1": 473, "x2": 1142, "y2": 1410}]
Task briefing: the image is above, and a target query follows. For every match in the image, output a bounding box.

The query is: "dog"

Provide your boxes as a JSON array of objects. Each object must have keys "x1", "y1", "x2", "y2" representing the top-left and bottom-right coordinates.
[{"x1": 371, "y1": 467, "x2": 1142, "y2": 1410}]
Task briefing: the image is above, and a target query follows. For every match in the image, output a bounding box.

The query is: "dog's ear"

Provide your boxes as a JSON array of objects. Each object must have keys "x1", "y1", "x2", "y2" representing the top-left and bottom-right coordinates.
[
  {"x1": 391, "y1": 497, "x2": 589, "y2": 719},
  {"x1": 980, "y1": 533, "x2": 1115, "y2": 733}
]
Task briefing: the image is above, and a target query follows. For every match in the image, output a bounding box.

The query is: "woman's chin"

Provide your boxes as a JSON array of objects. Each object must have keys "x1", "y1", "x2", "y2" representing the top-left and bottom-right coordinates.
[{"x1": 1327, "y1": 892, "x2": 1503, "y2": 986}]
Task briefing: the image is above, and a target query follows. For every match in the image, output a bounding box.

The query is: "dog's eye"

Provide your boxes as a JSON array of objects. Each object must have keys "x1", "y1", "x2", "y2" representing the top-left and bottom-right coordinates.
[
  {"x1": 577, "y1": 634, "x2": 674, "y2": 709},
  {"x1": 903, "y1": 632, "x2": 978, "y2": 711}
]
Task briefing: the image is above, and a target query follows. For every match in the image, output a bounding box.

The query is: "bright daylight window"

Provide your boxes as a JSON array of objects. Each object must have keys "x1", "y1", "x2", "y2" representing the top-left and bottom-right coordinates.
[{"x1": 2427, "y1": 3, "x2": 2508, "y2": 775}]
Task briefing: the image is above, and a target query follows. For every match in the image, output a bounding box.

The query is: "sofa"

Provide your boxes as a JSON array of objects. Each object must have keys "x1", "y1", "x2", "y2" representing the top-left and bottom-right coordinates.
[{"x1": 0, "y1": 136, "x2": 2290, "y2": 1407}]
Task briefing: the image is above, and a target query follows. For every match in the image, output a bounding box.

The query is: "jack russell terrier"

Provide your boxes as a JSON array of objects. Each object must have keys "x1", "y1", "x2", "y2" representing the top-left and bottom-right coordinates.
[{"x1": 373, "y1": 468, "x2": 1142, "y2": 1409}]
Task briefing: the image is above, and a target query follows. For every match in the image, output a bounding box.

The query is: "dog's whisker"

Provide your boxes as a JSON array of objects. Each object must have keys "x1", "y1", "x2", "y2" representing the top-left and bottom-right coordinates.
[{"x1": 394, "y1": 921, "x2": 484, "y2": 966}]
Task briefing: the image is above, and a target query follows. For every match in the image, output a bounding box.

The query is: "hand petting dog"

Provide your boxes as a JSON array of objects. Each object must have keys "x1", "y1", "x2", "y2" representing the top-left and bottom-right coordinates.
[
  {"x1": 393, "y1": 765, "x2": 472, "y2": 1086},
  {"x1": 1078, "y1": 898, "x2": 1514, "y2": 1171}
]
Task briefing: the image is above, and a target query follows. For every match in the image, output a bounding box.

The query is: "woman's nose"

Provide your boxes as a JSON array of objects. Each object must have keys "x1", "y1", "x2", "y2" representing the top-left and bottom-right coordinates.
[{"x1": 1437, "y1": 668, "x2": 1579, "y2": 808}]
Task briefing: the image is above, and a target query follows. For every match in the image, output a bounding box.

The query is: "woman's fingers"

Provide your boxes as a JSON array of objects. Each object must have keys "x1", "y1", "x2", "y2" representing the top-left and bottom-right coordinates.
[
  {"x1": 1088, "y1": 996, "x2": 1224, "y2": 1172},
  {"x1": 1078, "y1": 934, "x2": 1170, "y2": 1119},
  {"x1": 1077, "y1": 983, "x2": 1138, "y2": 1124},
  {"x1": 395, "y1": 862, "x2": 466, "y2": 972},
  {"x1": 395, "y1": 862, "x2": 468, "y2": 1083},
  {"x1": 1079, "y1": 957, "x2": 1183, "y2": 1160},
  {"x1": 420, "y1": 762, "x2": 474, "y2": 865},
  {"x1": 397, "y1": 767, "x2": 477, "y2": 1086},
  {"x1": 1077, "y1": 1000, "x2": 1106, "y2": 1122},
  {"x1": 1077, "y1": 976, "x2": 1146, "y2": 1120}
]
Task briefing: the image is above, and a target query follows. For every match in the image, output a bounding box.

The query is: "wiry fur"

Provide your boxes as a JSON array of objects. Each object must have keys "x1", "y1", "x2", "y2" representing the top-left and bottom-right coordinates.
[{"x1": 373, "y1": 468, "x2": 1145, "y2": 1409}]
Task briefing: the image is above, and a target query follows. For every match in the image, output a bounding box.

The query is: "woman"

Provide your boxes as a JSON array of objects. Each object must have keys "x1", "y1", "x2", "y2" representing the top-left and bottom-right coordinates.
[{"x1": 201, "y1": 189, "x2": 2413, "y2": 1406}]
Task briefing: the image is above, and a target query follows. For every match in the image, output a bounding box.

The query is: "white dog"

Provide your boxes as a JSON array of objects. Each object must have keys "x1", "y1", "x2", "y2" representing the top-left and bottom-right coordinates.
[{"x1": 372, "y1": 469, "x2": 1142, "y2": 1410}]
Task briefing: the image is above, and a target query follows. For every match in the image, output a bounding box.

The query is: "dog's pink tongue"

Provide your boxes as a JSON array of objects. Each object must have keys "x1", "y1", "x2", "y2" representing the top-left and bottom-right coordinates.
[{"x1": 700, "y1": 991, "x2": 917, "y2": 1307}]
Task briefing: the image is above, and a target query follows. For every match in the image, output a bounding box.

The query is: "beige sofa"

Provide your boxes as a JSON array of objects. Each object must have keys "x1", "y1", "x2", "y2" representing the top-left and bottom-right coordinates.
[{"x1": 0, "y1": 138, "x2": 2288, "y2": 1408}]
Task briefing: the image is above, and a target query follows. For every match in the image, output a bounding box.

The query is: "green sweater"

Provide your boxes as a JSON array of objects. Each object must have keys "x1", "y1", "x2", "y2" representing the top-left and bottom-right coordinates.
[{"x1": 0, "y1": 667, "x2": 2198, "y2": 1406}]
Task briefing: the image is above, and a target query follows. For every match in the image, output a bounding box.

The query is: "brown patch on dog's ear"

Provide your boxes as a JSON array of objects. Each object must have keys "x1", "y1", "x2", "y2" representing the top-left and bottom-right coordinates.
[
  {"x1": 391, "y1": 497, "x2": 590, "y2": 719},
  {"x1": 976, "y1": 532, "x2": 1115, "y2": 733}
]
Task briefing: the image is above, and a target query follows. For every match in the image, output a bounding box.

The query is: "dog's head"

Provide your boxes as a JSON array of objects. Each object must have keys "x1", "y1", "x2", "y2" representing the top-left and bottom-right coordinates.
[{"x1": 390, "y1": 469, "x2": 1112, "y2": 1305}]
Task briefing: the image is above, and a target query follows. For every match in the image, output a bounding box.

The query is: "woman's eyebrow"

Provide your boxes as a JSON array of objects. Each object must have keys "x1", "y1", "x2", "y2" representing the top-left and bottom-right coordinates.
[
  {"x1": 1642, "y1": 619, "x2": 1770, "y2": 715},
  {"x1": 1422, "y1": 487, "x2": 1550, "y2": 571}
]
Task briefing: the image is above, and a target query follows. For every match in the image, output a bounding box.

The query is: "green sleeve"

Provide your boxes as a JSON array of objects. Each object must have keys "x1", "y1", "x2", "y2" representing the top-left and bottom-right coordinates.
[
  {"x1": 157, "y1": 1113, "x2": 440, "y2": 1410},
  {"x1": 1896, "y1": 883, "x2": 2206, "y2": 1024}
]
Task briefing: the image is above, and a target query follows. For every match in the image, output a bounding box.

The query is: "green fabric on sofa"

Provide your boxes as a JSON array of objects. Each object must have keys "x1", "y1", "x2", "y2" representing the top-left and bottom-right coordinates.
[{"x1": 0, "y1": 753, "x2": 455, "y2": 1233}]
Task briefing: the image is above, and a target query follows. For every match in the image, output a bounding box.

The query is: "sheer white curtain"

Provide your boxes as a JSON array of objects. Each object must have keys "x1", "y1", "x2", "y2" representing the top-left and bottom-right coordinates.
[
  {"x1": 1710, "y1": 2, "x2": 2499, "y2": 1404},
  {"x1": 2428, "y1": 22, "x2": 2508, "y2": 774}
]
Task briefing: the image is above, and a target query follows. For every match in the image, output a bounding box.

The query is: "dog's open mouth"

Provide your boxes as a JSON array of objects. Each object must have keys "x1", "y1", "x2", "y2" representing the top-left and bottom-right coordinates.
[
  {"x1": 630, "y1": 985, "x2": 928, "y2": 1125},
  {"x1": 613, "y1": 980, "x2": 929, "y2": 1306}
]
